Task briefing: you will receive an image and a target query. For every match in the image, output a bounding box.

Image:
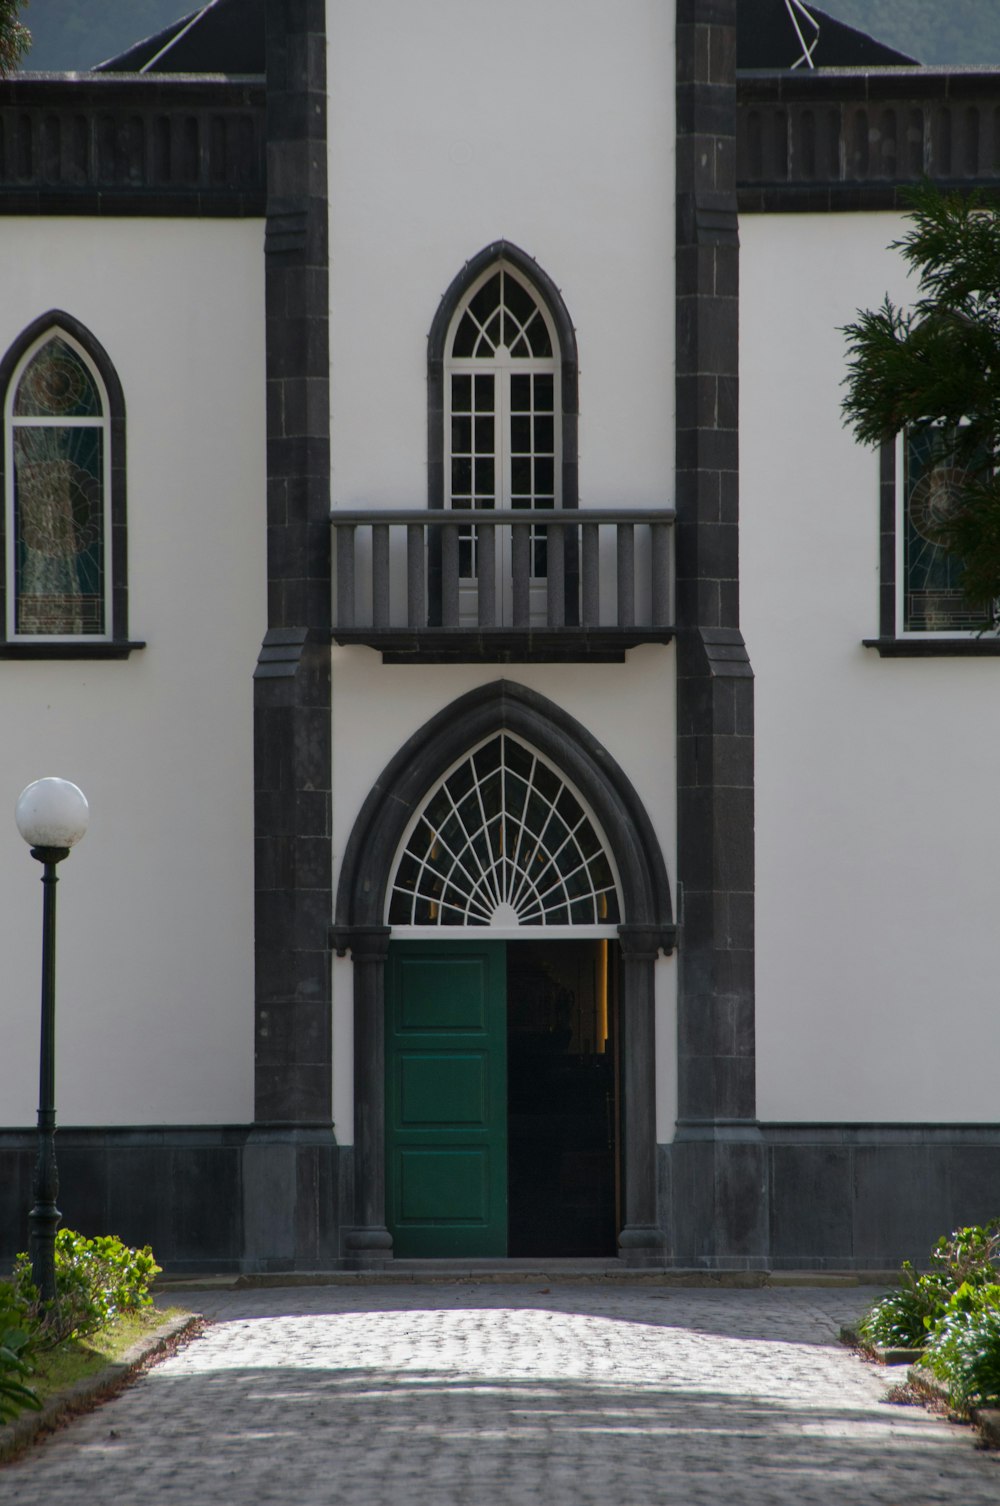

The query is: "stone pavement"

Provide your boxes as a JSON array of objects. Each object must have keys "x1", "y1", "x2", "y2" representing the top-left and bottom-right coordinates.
[{"x1": 4, "y1": 1281, "x2": 1000, "y2": 1504}]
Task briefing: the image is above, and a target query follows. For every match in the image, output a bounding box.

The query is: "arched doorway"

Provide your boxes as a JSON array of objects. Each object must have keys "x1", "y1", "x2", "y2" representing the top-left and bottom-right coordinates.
[
  {"x1": 384, "y1": 729, "x2": 623, "y2": 1256},
  {"x1": 334, "y1": 680, "x2": 675, "y2": 1266}
]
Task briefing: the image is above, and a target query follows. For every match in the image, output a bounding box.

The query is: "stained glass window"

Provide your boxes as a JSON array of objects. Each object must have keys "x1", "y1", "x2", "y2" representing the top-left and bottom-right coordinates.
[
  {"x1": 903, "y1": 428, "x2": 984, "y2": 633},
  {"x1": 7, "y1": 334, "x2": 108, "y2": 637},
  {"x1": 387, "y1": 733, "x2": 622, "y2": 928}
]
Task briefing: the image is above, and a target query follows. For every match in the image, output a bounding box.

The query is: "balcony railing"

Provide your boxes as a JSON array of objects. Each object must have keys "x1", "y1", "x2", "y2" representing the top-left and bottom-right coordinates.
[{"x1": 331, "y1": 508, "x2": 675, "y2": 662}]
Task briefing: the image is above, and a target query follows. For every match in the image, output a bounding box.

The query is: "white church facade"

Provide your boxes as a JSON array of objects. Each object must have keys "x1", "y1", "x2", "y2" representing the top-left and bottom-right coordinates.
[{"x1": 1, "y1": 0, "x2": 999, "y2": 1272}]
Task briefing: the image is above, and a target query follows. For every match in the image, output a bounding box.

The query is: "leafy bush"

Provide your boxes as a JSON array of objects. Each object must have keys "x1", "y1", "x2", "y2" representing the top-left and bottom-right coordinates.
[
  {"x1": 924, "y1": 1282, "x2": 1000, "y2": 1409},
  {"x1": 928, "y1": 1221, "x2": 1000, "y2": 1289},
  {"x1": 858, "y1": 1262, "x2": 943, "y2": 1348},
  {"x1": 858, "y1": 1220, "x2": 1000, "y2": 1351},
  {"x1": 0, "y1": 1281, "x2": 40, "y2": 1422},
  {"x1": 13, "y1": 1230, "x2": 161, "y2": 1350}
]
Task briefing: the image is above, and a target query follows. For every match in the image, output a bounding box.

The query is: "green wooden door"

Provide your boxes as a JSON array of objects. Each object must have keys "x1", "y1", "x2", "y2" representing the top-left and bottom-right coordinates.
[{"x1": 386, "y1": 941, "x2": 507, "y2": 1257}]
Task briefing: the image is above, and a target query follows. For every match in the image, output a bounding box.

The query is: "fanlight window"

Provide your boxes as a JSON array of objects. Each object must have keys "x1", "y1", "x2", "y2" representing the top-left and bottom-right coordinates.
[
  {"x1": 6, "y1": 332, "x2": 109, "y2": 637},
  {"x1": 387, "y1": 733, "x2": 622, "y2": 927}
]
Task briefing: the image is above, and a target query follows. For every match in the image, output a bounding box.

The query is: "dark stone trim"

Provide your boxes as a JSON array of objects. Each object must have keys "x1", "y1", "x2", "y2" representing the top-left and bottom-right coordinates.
[
  {"x1": 4, "y1": 1115, "x2": 998, "y2": 1271},
  {"x1": 759, "y1": 1121, "x2": 1000, "y2": 1272},
  {"x1": 0, "y1": 642, "x2": 145, "y2": 659},
  {"x1": 738, "y1": 183, "x2": 1000, "y2": 215},
  {"x1": 878, "y1": 439, "x2": 895, "y2": 639},
  {"x1": 0, "y1": 191, "x2": 265, "y2": 218},
  {"x1": 617, "y1": 926, "x2": 667, "y2": 1265},
  {"x1": 0, "y1": 76, "x2": 265, "y2": 216},
  {"x1": 664, "y1": 1119, "x2": 768, "y2": 1269},
  {"x1": 340, "y1": 926, "x2": 393, "y2": 1266},
  {"x1": 0, "y1": 309, "x2": 131, "y2": 650},
  {"x1": 661, "y1": 1118, "x2": 1000, "y2": 1271},
  {"x1": 737, "y1": 68, "x2": 1000, "y2": 211},
  {"x1": 0, "y1": 1122, "x2": 339, "y2": 1274},
  {"x1": 864, "y1": 637, "x2": 1000, "y2": 656},
  {"x1": 253, "y1": 0, "x2": 332, "y2": 1127},
  {"x1": 254, "y1": 625, "x2": 308, "y2": 677},
  {"x1": 675, "y1": 0, "x2": 762, "y2": 1266},
  {"x1": 334, "y1": 680, "x2": 674, "y2": 944},
  {"x1": 332, "y1": 628, "x2": 674, "y2": 663}
]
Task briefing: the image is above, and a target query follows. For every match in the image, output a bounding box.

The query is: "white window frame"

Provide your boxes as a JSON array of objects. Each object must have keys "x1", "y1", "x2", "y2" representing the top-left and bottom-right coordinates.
[{"x1": 445, "y1": 261, "x2": 562, "y2": 624}]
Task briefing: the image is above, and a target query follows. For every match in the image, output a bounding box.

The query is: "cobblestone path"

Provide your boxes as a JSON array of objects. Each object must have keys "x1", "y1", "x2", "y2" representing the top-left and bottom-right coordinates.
[{"x1": 4, "y1": 1282, "x2": 1000, "y2": 1505}]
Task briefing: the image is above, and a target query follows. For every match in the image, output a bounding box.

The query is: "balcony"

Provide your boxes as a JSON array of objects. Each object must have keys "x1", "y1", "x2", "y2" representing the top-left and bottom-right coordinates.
[{"x1": 331, "y1": 508, "x2": 675, "y2": 662}]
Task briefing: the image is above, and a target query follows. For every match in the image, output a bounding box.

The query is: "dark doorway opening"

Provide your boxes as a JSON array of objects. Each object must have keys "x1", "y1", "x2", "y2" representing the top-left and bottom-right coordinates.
[{"x1": 507, "y1": 939, "x2": 620, "y2": 1257}]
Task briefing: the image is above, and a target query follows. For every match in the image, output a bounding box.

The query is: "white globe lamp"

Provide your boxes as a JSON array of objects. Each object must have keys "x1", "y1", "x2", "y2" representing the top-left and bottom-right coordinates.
[{"x1": 16, "y1": 778, "x2": 89, "y2": 854}]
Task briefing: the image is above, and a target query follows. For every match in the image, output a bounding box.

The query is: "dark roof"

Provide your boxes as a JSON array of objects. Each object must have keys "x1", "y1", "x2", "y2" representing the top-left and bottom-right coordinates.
[
  {"x1": 738, "y1": 0, "x2": 917, "y2": 69},
  {"x1": 95, "y1": 0, "x2": 264, "y2": 74},
  {"x1": 96, "y1": 0, "x2": 912, "y2": 77}
]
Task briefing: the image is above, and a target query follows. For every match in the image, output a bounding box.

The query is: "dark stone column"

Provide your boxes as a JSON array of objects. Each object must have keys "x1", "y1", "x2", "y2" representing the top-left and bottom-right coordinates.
[
  {"x1": 343, "y1": 927, "x2": 393, "y2": 1267},
  {"x1": 617, "y1": 926, "x2": 665, "y2": 1265},
  {"x1": 673, "y1": 0, "x2": 767, "y2": 1266},
  {"x1": 254, "y1": 0, "x2": 332, "y2": 1127}
]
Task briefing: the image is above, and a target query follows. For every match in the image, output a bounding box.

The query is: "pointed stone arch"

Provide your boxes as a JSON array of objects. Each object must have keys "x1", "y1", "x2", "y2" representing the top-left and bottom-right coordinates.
[
  {"x1": 335, "y1": 680, "x2": 674, "y2": 1268},
  {"x1": 335, "y1": 680, "x2": 673, "y2": 941}
]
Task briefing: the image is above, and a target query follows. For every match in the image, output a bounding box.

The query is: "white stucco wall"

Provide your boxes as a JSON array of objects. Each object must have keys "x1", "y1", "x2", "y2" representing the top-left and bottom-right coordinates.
[
  {"x1": 326, "y1": 0, "x2": 678, "y2": 1144},
  {"x1": 0, "y1": 218, "x2": 265, "y2": 1126},
  {"x1": 326, "y1": 0, "x2": 675, "y2": 510},
  {"x1": 741, "y1": 211, "x2": 1000, "y2": 1122}
]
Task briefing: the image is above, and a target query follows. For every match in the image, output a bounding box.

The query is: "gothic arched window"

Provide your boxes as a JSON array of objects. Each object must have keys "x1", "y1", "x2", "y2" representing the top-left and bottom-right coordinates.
[
  {"x1": 1, "y1": 313, "x2": 129, "y2": 651},
  {"x1": 427, "y1": 244, "x2": 579, "y2": 625},
  {"x1": 446, "y1": 262, "x2": 559, "y2": 580}
]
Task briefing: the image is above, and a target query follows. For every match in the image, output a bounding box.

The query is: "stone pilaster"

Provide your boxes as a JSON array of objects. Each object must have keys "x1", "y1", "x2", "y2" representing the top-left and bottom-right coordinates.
[
  {"x1": 253, "y1": 0, "x2": 333, "y2": 1130},
  {"x1": 672, "y1": 0, "x2": 766, "y2": 1265}
]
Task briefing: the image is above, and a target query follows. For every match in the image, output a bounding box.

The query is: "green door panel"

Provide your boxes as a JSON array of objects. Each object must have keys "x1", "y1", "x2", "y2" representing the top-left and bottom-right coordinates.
[
  {"x1": 400, "y1": 1054, "x2": 487, "y2": 1125},
  {"x1": 398, "y1": 956, "x2": 489, "y2": 1031},
  {"x1": 398, "y1": 1149, "x2": 491, "y2": 1221},
  {"x1": 386, "y1": 942, "x2": 507, "y2": 1258}
]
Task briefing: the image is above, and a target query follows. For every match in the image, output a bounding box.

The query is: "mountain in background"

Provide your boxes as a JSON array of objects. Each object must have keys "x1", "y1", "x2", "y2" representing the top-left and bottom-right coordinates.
[
  {"x1": 19, "y1": 0, "x2": 191, "y2": 71},
  {"x1": 821, "y1": 0, "x2": 1000, "y2": 65},
  {"x1": 14, "y1": 0, "x2": 1000, "y2": 73}
]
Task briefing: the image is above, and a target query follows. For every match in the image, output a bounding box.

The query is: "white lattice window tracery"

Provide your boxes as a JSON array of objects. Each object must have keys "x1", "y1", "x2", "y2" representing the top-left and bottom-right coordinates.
[{"x1": 387, "y1": 733, "x2": 622, "y2": 928}]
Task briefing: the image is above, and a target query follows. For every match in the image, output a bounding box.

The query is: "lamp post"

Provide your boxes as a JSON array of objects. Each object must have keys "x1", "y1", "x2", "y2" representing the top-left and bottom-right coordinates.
[{"x1": 15, "y1": 778, "x2": 89, "y2": 1304}]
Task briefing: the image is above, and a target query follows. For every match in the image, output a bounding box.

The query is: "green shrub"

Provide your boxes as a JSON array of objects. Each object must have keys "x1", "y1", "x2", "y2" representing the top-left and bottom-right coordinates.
[
  {"x1": 924, "y1": 1282, "x2": 1000, "y2": 1409},
  {"x1": 0, "y1": 1281, "x2": 40, "y2": 1422},
  {"x1": 858, "y1": 1220, "x2": 1000, "y2": 1351},
  {"x1": 13, "y1": 1230, "x2": 161, "y2": 1350},
  {"x1": 858, "y1": 1261, "x2": 944, "y2": 1348},
  {"x1": 928, "y1": 1221, "x2": 1000, "y2": 1289}
]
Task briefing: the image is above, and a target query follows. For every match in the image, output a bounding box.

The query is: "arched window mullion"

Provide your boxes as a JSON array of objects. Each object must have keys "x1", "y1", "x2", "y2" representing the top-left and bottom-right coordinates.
[
  {"x1": 386, "y1": 733, "x2": 623, "y2": 928},
  {"x1": 439, "y1": 782, "x2": 497, "y2": 901}
]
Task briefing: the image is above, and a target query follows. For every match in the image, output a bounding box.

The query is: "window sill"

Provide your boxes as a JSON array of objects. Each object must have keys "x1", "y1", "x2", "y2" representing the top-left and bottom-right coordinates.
[
  {"x1": 863, "y1": 637, "x2": 1000, "y2": 658},
  {"x1": 0, "y1": 640, "x2": 146, "y2": 660}
]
